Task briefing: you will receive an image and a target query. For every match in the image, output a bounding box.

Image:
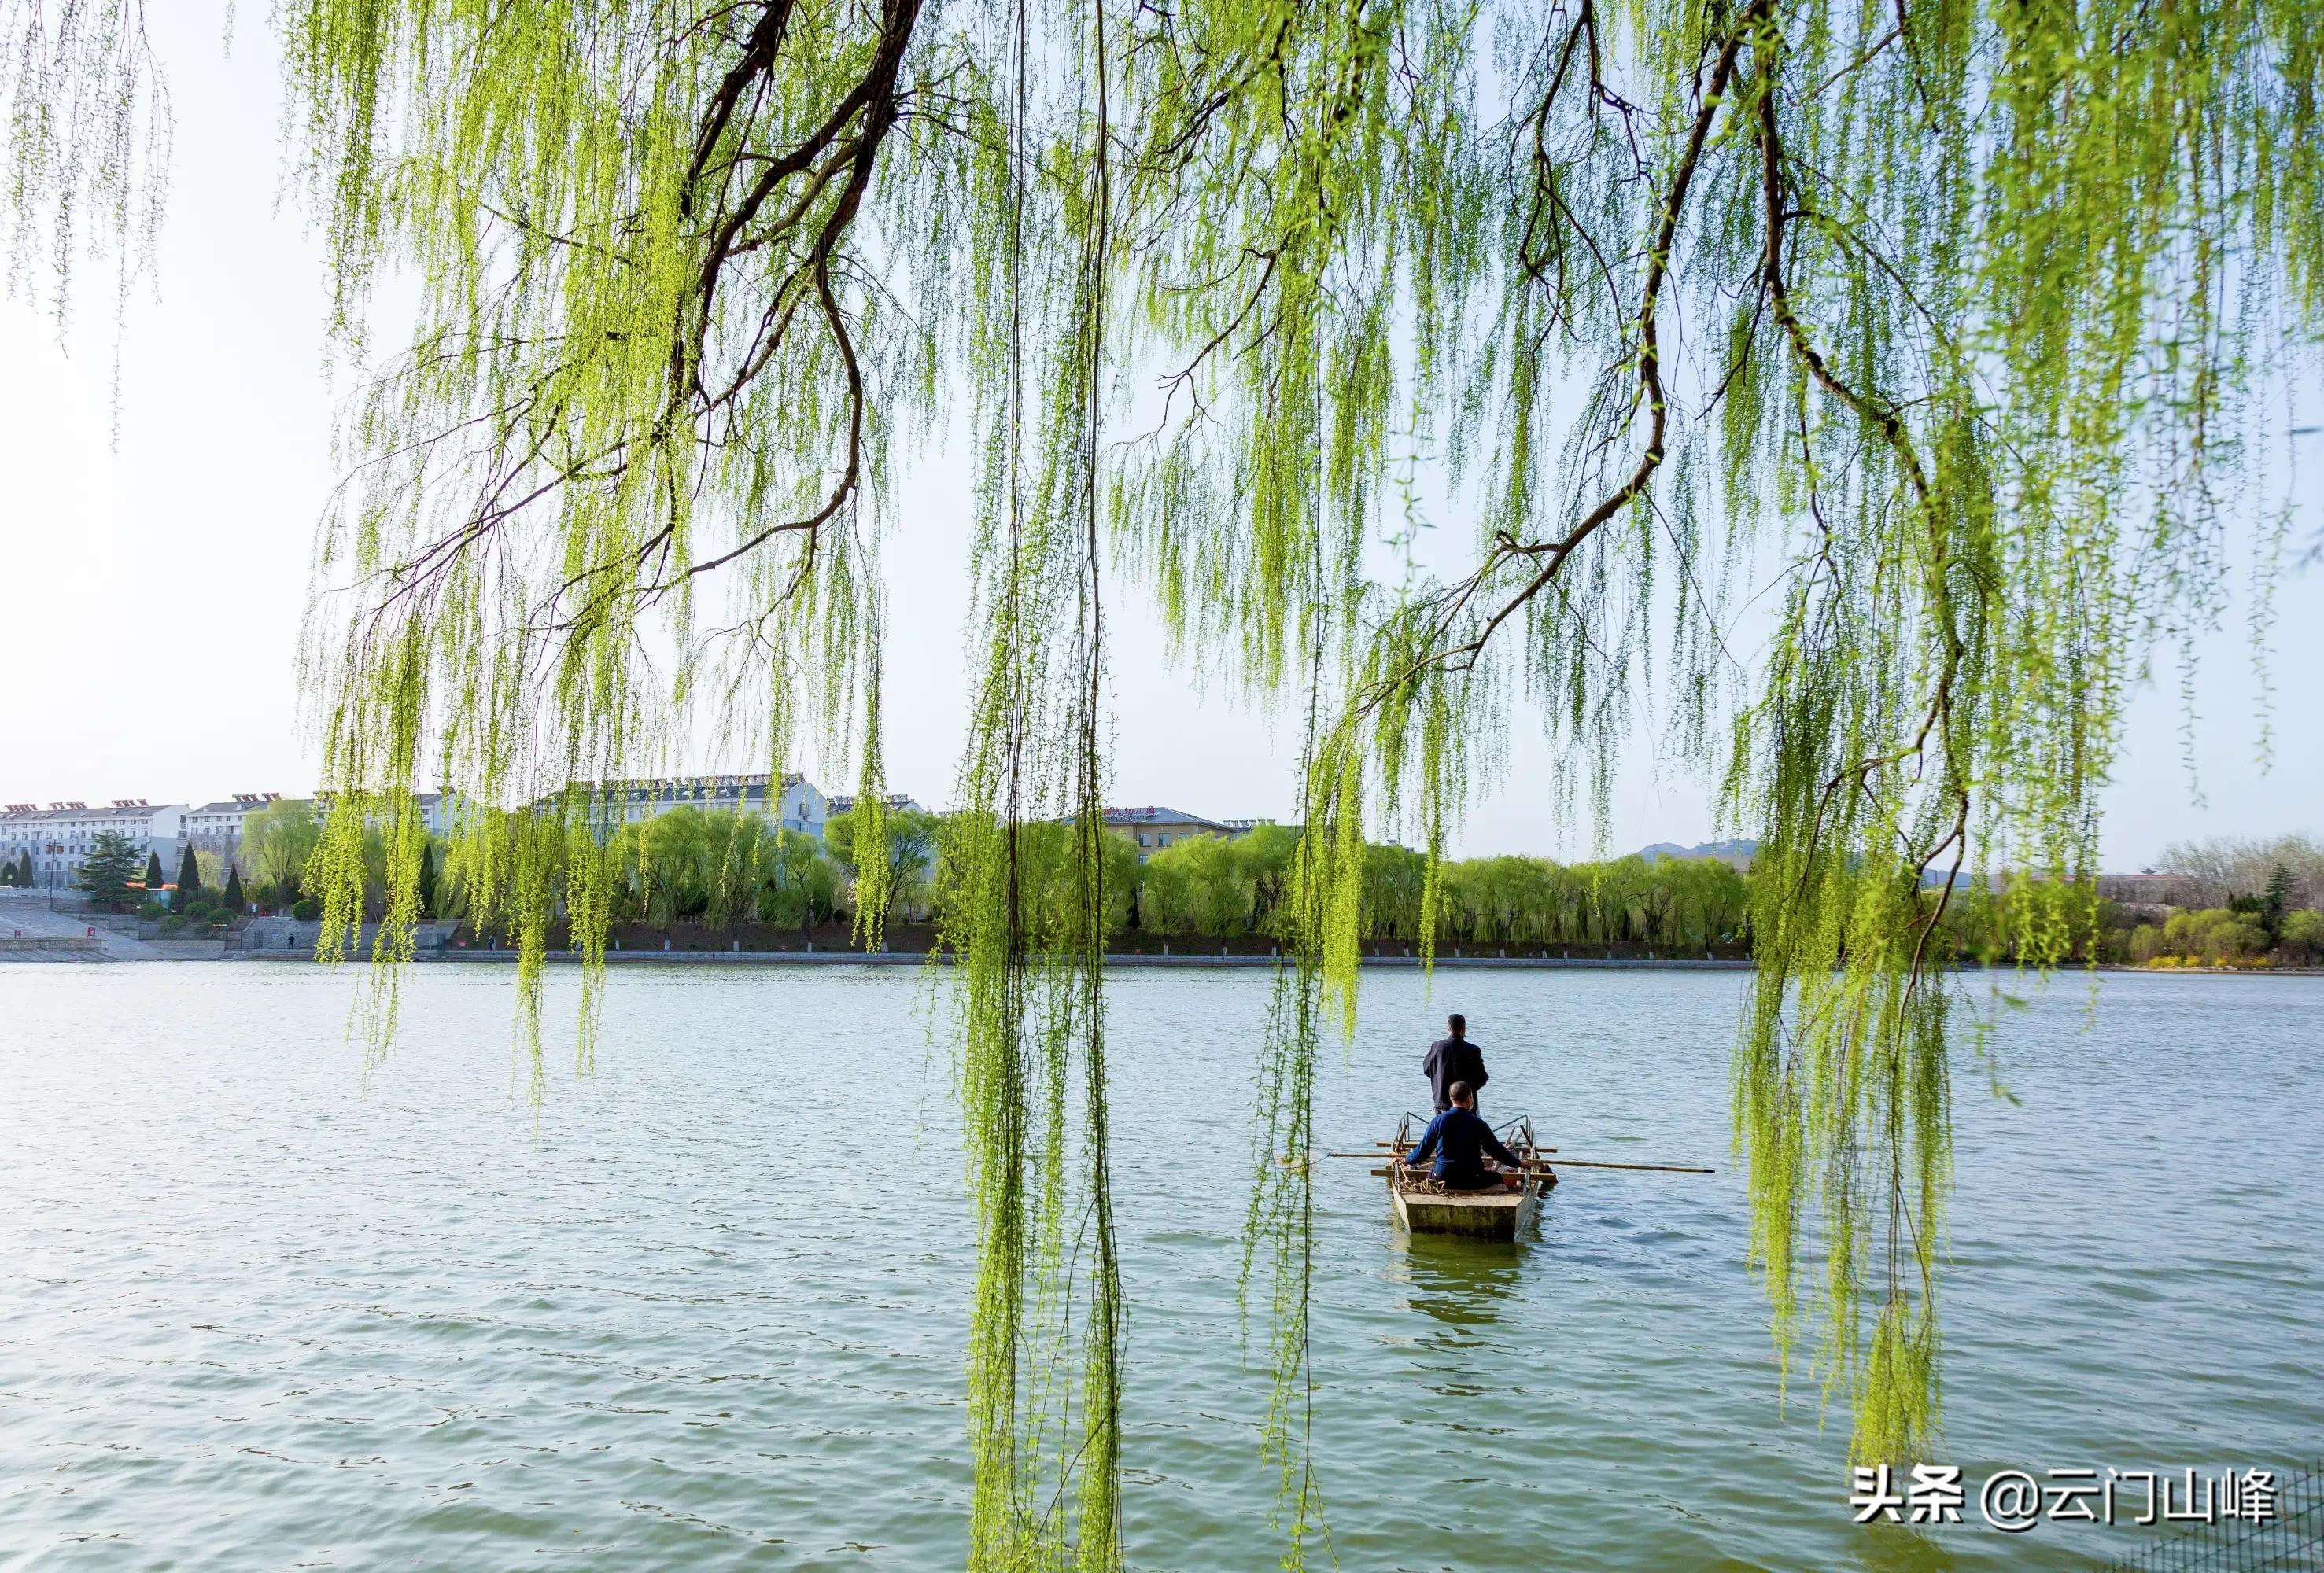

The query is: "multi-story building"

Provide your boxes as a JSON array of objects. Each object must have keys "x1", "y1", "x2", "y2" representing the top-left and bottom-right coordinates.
[
  {"x1": 2094, "y1": 871, "x2": 2187, "y2": 906},
  {"x1": 553, "y1": 773, "x2": 828, "y2": 839},
  {"x1": 357, "y1": 792, "x2": 472, "y2": 839},
  {"x1": 826, "y1": 792, "x2": 926, "y2": 822},
  {"x1": 0, "y1": 800, "x2": 187, "y2": 890},
  {"x1": 304, "y1": 791, "x2": 476, "y2": 839},
  {"x1": 186, "y1": 793, "x2": 281, "y2": 868},
  {"x1": 412, "y1": 793, "x2": 471, "y2": 839},
  {"x1": 1103, "y1": 805, "x2": 1233, "y2": 860}
]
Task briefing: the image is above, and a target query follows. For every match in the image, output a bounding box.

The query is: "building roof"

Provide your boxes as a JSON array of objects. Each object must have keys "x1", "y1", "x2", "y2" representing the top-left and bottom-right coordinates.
[
  {"x1": 1102, "y1": 805, "x2": 1229, "y2": 831},
  {"x1": 189, "y1": 794, "x2": 282, "y2": 816},
  {"x1": 828, "y1": 793, "x2": 923, "y2": 816},
  {"x1": 531, "y1": 775, "x2": 824, "y2": 820},
  {"x1": 2, "y1": 801, "x2": 180, "y2": 824},
  {"x1": 548, "y1": 772, "x2": 807, "y2": 804},
  {"x1": 303, "y1": 791, "x2": 454, "y2": 811},
  {"x1": 581, "y1": 772, "x2": 802, "y2": 788}
]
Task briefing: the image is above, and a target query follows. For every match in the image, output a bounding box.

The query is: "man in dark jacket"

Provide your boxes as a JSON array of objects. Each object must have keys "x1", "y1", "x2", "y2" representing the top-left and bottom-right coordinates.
[
  {"x1": 1396, "y1": 1082, "x2": 1521, "y2": 1190},
  {"x1": 1422, "y1": 1012, "x2": 1488, "y2": 1114}
]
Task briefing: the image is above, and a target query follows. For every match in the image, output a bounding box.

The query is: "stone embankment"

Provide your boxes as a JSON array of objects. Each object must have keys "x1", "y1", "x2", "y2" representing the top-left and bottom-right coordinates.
[
  {"x1": 9, "y1": 897, "x2": 2315, "y2": 972},
  {"x1": 0, "y1": 891, "x2": 137, "y2": 961}
]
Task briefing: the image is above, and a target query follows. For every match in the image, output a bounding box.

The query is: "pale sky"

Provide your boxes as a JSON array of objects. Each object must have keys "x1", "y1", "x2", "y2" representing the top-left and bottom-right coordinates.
[{"x1": 2, "y1": 9, "x2": 2317, "y2": 869}]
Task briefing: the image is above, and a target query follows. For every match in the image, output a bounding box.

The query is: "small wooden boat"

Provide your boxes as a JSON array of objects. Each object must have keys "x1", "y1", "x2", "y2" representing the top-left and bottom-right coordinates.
[{"x1": 1381, "y1": 1112, "x2": 1555, "y2": 1241}]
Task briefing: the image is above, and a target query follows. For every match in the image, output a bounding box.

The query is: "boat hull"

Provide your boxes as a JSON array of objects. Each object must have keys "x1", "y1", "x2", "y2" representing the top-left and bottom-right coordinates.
[{"x1": 1389, "y1": 1178, "x2": 1544, "y2": 1240}]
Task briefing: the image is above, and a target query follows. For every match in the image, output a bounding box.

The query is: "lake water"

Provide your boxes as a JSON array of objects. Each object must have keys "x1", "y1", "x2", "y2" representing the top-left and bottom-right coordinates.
[{"x1": 1, "y1": 963, "x2": 2317, "y2": 1571}]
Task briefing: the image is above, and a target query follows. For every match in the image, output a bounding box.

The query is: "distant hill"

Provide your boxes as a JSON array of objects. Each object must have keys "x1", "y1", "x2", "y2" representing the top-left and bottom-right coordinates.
[
  {"x1": 1634, "y1": 838, "x2": 1758, "y2": 869},
  {"x1": 1630, "y1": 840, "x2": 1987, "y2": 885}
]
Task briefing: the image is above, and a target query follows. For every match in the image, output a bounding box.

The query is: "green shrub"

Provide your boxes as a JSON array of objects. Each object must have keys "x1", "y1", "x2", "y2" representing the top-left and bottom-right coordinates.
[
  {"x1": 183, "y1": 899, "x2": 213, "y2": 921},
  {"x1": 159, "y1": 915, "x2": 186, "y2": 934},
  {"x1": 2159, "y1": 906, "x2": 2271, "y2": 964},
  {"x1": 291, "y1": 898, "x2": 320, "y2": 922},
  {"x1": 2282, "y1": 909, "x2": 2324, "y2": 966},
  {"x1": 138, "y1": 900, "x2": 168, "y2": 920}
]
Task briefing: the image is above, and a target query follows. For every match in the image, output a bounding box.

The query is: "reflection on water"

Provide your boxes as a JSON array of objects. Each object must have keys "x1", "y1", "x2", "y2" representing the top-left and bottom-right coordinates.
[
  {"x1": 1390, "y1": 1231, "x2": 1525, "y2": 1345},
  {"x1": 1854, "y1": 1523, "x2": 1963, "y2": 1573},
  {"x1": 0, "y1": 963, "x2": 2316, "y2": 1572}
]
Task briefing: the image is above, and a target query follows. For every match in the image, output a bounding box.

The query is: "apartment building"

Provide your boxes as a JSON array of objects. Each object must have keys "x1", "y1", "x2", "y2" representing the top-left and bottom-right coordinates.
[
  {"x1": 1103, "y1": 805, "x2": 1234, "y2": 860},
  {"x1": 555, "y1": 773, "x2": 828, "y2": 838},
  {"x1": 186, "y1": 793, "x2": 282, "y2": 867},
  {"x1": 0, "y1": 800, "x2": 187, "y2": 890},
  {"x1": 826, "y1": 792, "x2": 926, "y2": 821}
]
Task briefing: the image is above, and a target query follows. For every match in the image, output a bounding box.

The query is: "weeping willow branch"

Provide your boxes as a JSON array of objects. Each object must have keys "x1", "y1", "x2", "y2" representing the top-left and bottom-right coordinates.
[
  {"x1": 2, "y1": 0, "x2": 170, "y2": 421},
  {"x1": 944, "y1": 0, "x2": 1122, "y2": 1564}
]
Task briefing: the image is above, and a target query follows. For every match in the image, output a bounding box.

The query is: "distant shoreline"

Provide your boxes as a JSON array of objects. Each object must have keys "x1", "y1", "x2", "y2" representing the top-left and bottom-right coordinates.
[
  {"x1": 253, "y1": 949, "x2": 1761, "y2": 970},
  {"x1": 13, "y1": 948, "x2": 2315, "y2": 976}
]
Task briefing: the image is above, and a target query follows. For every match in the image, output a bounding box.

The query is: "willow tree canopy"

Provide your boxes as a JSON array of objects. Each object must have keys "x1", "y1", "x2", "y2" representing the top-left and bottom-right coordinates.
[{"x1": 7, "y1": 0, "x2": 2318, "y2": 1562}]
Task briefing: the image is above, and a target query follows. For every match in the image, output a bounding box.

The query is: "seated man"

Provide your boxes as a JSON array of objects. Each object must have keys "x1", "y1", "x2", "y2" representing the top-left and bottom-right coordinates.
[{"x1": 1395, "y1": 1082, "x2": 1522, "y2": 1191}]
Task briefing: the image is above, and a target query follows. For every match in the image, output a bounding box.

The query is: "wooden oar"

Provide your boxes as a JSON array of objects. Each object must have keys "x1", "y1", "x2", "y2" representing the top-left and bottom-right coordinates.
[
  {"x1": 1336, "y1": 1152, "x2": 1713, "y2": 1174},
  {"x1": 1325, "y1": 1148, "x2": 1555, "y2": 1159},
  {"x1": 1527, "y1": 1158, "x2": 1715, "y2": 1174}
]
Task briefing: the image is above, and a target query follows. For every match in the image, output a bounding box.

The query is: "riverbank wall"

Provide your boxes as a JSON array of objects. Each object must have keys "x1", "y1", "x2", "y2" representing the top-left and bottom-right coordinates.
[
  {"x1": 274, "y1": 948, "x2": 1761, "y2": 969},
  {"x1": 6, "y1": 902, "x2": 2316, "y2": 971},
  {"x1": 216, "y1": 945, "x2": 2324, "y2": 975}
]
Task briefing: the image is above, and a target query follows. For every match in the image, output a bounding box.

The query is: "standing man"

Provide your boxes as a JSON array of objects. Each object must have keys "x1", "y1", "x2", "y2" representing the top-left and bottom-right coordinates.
[{"x1": 1423, "y1": 1012, "x2": 1488, "y2": 1115}]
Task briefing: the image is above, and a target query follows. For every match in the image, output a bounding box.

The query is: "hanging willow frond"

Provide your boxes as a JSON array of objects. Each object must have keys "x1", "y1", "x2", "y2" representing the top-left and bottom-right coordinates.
[
  {"x1": 1, "y1": 0, "x2": 170, "y2": 411},
  {"x1": 941, "y1": 0, "x2": 1123, "y2": 1561}
]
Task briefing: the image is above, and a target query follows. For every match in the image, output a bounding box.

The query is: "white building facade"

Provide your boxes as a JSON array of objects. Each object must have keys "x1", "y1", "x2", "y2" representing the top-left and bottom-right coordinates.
[
  {"x1": 0, "y1": 801, "x2": 188, "y2": 890},
  {"x1": 300, "y1": 791, "x2": 478, "y2": 838},
  {"x1": 826, "y1": 792, "x2": 925, "y2": 822},
  {"x1": 186, "y1": 793, "x2": 281, "y2": 868},
  {"x1": 556, "y1": 774, "x2": 828, "y2": 839}
]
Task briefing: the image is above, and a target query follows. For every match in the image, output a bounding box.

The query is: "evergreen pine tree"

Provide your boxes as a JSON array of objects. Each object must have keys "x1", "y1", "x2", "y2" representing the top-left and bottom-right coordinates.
[
  {"x1": 15, "y1": 852, "x2": 31, "y2": 887},
  {"x1": 82, "y1": 833, "x2": 145, "y2": 911},
  {"x1": 417, "y1": 841, "x2": 439, "y2": 919},
  {"x1": 144, "y1": 850, "x2": 165, "y2": 894},
  {"x1": 175, "y1": 845, "x2": 203, "y2": 907},
  {"x1": 222, "y1": 864, "x2": 245, "y2": 915},
  {"x1": 2263, "y1": 864, "x2": 2292, "y2": 942}
]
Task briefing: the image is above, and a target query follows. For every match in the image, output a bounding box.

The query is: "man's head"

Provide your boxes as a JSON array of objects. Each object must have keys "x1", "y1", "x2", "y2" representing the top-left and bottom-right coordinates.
[
  {"x1": 1449, "y1": 1081, "x2": 1474, "y2": 1109},
  {"x1": 1448, "y1": 1012, "x2": 1466, "y2": 1037}
]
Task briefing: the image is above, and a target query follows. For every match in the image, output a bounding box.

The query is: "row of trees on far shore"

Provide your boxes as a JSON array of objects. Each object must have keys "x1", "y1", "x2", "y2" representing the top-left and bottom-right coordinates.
[
  {"x1": 60, "y1": 809, "x2": 2318, "y2": 967},
  {"x1": 249, "y1": 803, "x2": 1769, "y2": 951},
  {"x1": 2105, "y1": 835, "x2": 2324, "y2": 967},
  {"x1": 2101, "y1": 836, "x2": 2324, "y2": 967}
]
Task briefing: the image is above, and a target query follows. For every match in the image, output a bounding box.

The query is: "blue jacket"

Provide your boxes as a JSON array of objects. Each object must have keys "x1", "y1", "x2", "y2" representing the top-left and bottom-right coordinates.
[{"x1": 1402, "y1": 1106, "x2": 1519, "y2": 1188}]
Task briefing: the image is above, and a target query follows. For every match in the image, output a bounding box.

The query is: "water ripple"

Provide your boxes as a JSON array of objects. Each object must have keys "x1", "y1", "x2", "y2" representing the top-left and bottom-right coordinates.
[{"x1": 0, "y1": 964, "x2": 2317, "y2": 1570}]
